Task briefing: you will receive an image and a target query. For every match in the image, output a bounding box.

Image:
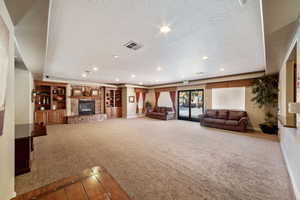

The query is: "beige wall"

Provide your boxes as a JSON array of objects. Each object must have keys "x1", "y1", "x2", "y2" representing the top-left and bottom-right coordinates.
[
  {"x1": 15, "y1": 67, "x2": 34, "y2": 124},
  {"x1": 0, "y1": 2, "x2": 15, "y2": 199},
  {"x1": 146, "y1": 84, "x2": 264, "y2": 130},
  {"x1": 279, "y1": 23, "x2": 300, "y2": 199},
  {"x1": 121, "y1": 87, "x2": 143, "y2": 118}
]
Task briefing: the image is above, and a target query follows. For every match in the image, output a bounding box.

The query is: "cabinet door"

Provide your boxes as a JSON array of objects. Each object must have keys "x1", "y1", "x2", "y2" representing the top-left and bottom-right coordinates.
[
  {"x1": 35, "y1": 111, "x2": 47, "y2": 125},
  {"x1": 48, "y1": 111, "x2": 65, "y2": 124}
]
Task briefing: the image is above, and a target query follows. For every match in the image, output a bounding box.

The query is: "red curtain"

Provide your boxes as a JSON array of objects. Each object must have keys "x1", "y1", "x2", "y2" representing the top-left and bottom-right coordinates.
[
  {"x1": 154, "y1": 91, "x2": 160, "y2": 110},
  {"x1": 142, "y1": 92, "x2": 146, "y2": 113},
  {"x1": 136, "y1": 91, "x2": 140, "y2": 113},
  {"x1": 169, "y1": 91, "x2": 176, "y2": 112}
]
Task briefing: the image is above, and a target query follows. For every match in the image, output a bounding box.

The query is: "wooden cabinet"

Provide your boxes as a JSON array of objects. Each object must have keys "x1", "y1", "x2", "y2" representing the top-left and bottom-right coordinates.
[
  {"x1": 105, "y1": 88, "x2": 122, "y2": 118},
  {"x1": 34, "y1": 81, "x2": 67, "y2": 125},
  {"x1": 48, "y1": 110, "x2": 66, "y2": 124},
  {"x1": 34, "y1": 110, "x2": 66, "y2": 125},
  {"x1": 34, "y1": 111, "x2": 48, "y2": 125}
]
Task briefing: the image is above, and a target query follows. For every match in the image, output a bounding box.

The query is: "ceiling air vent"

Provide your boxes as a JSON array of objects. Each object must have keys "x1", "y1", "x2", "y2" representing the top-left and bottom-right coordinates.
[{"x1": 123, "y1": 40, "x2": 143, "y2": 50}]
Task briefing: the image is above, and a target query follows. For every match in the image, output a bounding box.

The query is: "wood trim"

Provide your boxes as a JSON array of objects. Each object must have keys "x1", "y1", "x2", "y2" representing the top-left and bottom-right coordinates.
[
  {"x1": 154, "y1": 87, "x2": 177, "y2": 92},
  {"x1": 134, "y1": 88, "x2": 148, "y2": 93},
  {"x1": 0, "y1": 110, "x2": 4, "y2": 136},
  {"x1": 34, "y1": 80, "x2": 68, "y2": 86},
  {"x1": 148, "y1": 70, "x2": 265, "y2": 88},
  {"x1": 69, "y1": 96, "x2": 102, "y2": 99},
  {"x1": 205, "y1": 79, "x2": 254, "y2": 89}
]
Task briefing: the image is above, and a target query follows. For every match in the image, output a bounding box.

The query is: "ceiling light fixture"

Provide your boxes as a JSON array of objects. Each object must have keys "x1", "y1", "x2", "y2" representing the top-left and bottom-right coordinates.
[
  {"x1": 160, "y1": 25, "x2": 171, "y2": 34},
  {"x1": 115, "y1": 78, "x2": 120, "y2": 82},
  {"x1": 113, "y1": 55, "x2": 119, "y2": 59},
  {"x1": 157, "y1": 66, "x2": 162, "y2": 71},
  {"x1": 155, "y1": 80, "x2": 159, "y2": 82},
  {"x1": 93, "y1": 67, "x2": 99, "y2": 71},
  {"x1": 139, "y1": 82, "x2": 143, "y2": 85},
  {"x1": 82, "y1": 73, "x2": 87, "y2": 78},
  {"x1": 239, "y1": 0, "x2": 247, "y2": 6},
  {"x1": 202, "y1": 56, "x2": 208, "y2": 60},
  {"x1": 220, "y1": 68, "x2": 225, "y2": 71},
  {"x1": 131, "y1": 74, "x2": 136, "y2": 78}
]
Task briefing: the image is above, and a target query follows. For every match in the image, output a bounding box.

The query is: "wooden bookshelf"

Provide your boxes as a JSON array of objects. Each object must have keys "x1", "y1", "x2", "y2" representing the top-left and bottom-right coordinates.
[
  {"x1": 34, "y1": 81, "x2": 67, "y2": 125},
  {"x1": 105, "y1": 88, "x2": 122, "y2": 118}
]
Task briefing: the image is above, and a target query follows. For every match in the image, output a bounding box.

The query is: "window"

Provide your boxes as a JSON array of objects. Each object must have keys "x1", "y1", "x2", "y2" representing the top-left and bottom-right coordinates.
[
  {"x1": 158, "y1": 92, "x2": 173, "y2": 107},
  {"x1": 212, "y1": 87, "x2": 245, "y2": 110}
]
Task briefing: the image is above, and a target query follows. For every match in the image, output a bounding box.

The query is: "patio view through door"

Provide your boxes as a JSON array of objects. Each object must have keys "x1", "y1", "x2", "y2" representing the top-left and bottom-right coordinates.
[{"x1": 178, "y1": 89, "x2": 204, "y2": 121}]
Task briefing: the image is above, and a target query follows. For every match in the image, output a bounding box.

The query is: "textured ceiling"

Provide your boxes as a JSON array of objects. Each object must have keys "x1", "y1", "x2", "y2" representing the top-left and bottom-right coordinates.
[{"x1": 44, "y1": 0, "x2": 265, "y2": 85}]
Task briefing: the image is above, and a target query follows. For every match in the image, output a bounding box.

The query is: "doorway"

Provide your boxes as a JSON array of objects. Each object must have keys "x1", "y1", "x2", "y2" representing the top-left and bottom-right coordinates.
[{"x1": 178, "y1": 89, "x2": 204, "y2": 121}]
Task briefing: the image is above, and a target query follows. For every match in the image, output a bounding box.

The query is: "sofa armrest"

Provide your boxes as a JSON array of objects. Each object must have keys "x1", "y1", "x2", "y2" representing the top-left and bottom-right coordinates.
[
  {"x1": 199, "y1": 114, "x2": 206, "y2": 124},
  {"x1": 239, "y1": 117, "x2": 248, "y2": 126},
  {"x1": 166, "y1": 111, "x2": 175, "y2": 115}
]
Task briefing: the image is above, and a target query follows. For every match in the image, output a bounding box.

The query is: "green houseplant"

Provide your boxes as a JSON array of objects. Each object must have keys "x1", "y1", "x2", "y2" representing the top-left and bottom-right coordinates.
[
  {"x1": 145, "y1": 101, "x2": 153, "y2": 113},
  {"x1": 251, "y1": 74, "x2": 279, "y2": 134}
]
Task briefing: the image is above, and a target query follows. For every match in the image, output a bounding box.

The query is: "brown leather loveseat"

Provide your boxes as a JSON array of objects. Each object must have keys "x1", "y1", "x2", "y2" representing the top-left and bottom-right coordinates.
[
  {"x1": 146, "y1": 107, "x2": 175, "y2": 120},
  {"x1": 200, "y1": 109, "x2": 248, "y2": 132}
]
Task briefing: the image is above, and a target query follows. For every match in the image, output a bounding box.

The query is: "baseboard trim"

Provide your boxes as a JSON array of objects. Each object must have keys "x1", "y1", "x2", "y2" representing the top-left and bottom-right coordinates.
[
  {"x1": 281, "y1": 142, "x2": 300, "y2": 200},
  {"x1": 9, "y1": 192, "x2": 16, "y2": 199}
]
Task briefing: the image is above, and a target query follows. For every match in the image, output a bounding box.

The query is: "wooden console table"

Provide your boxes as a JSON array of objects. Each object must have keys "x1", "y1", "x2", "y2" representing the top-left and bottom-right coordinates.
[
  {"x1": 15, "y1": 124, "x2": 46, "y2": 176},
  {"x1": 13, "y1": 166, "x2": 131, "y2": 200}
]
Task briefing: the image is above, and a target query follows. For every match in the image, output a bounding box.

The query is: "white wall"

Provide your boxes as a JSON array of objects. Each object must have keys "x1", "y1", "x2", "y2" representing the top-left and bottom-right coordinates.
[
  {"x1": 212, "y1": 87, "x2": 245, "y2": 110},
  {"x1": 0, "y1": 1, "x2": 15, "y2": 199},
  {"x1": 126, "y1": 87, "x2": 137, "y2": 118},
  {"x1": 279, "y1": 24, "x2": 300, "y2": 200},
  {"x1": 15, "y1": 67, "x2": 34, "y2": 124}
]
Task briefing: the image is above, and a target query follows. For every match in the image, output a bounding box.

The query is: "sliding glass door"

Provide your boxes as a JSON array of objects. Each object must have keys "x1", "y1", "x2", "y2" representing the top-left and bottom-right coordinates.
[{"x1": 178, "y1": 89, "x2": 204, "y2": 121}]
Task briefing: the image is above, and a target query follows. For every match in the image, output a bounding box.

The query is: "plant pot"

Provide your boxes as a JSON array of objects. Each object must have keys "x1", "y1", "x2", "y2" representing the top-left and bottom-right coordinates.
[{"x1": 259, "y1": 124, "x2": 278, "y2": 135}]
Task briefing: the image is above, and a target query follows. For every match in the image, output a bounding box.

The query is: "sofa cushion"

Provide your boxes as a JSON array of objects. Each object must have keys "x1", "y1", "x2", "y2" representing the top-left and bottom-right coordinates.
[
  {"x1": 204, "y1": 118, "x2": 226, "y2": 124},
  {"x1": 206, "y1": 110, "x2": 217, "y2": 118},
  {"x1": 217, "y1": 110, "x2": 228, "y2": 120},
  {"x1": 225, "y1": 120, "x2": 239, "y2": 126},
  {"x1": 228, "y1": 111, "x2": 246, "y2": 120}
]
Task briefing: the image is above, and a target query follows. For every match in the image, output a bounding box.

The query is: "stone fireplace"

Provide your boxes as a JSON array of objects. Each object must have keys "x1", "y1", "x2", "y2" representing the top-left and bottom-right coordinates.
[{"x1": 78, "y1": 100, "x2": 95, "y2": 115}]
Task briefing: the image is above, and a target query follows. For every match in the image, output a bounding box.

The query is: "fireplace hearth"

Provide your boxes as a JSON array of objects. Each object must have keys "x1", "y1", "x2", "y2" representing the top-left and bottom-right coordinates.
[{"x1": 79, "y1": 100, "x2": 95, "y2": 115}]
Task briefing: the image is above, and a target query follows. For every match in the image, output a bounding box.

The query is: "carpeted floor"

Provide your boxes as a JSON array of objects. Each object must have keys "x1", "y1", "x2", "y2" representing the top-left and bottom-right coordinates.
[{"x1": 16, "y1": 118, "x2": 293, "y2": 200}]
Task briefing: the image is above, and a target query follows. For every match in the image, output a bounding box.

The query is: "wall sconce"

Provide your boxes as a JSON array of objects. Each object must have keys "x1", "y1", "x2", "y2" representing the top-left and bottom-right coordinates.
[
  {"x1": 288, "y1": 102, "x2": 300, "y2": 113},
  {"x1": 32, "y1": 89, "x2": 37, "y2": 103}
]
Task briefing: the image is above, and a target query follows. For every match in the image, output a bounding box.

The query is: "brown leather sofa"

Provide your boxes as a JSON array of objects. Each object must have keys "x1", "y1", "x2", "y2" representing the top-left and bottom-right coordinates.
[
  {"x1": 146, "y1": 107, "x2": 175, "y2": 120},
  {"x1": 200, "y1": 109, "x2": 248, "y2": 132}
]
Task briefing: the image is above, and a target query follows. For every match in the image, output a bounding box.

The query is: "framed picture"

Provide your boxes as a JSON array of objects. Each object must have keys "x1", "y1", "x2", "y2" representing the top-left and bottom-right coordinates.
[
  {"x1": 72, "y1": 89, "x2": 82, "y2": 96},
  {"x1": 0, "y1": 16, "x2": 9, "y2": 136},
  {"x1": 91, "y1": 89, "x2": 99, "y2": 96},
  {"x1": 129, "y1": 96, "x2": 135, "y2": 103}
]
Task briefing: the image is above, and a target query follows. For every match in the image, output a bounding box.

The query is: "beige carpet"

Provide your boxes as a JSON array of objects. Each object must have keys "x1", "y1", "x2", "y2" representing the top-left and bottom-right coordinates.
[{"x1": 16, "y1": 118, "x2": 293, "y2": 200}]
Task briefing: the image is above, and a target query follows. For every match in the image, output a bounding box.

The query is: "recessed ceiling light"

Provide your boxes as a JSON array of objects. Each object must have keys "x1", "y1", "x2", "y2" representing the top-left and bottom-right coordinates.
[
  {"x1": 131, "y1": 74, "x2": 136, "y2": 78},
  {"x1": 202, "y1": 56, "x2": 208, "y2": 60},
  {"x1": 160, "y1": 25, "x2": 171, "y2": 34},
  {"x1": 181, "y1": 75, "x2": 185, "y2": 79},
  {"x1": 113, "y1": 55, "x2": 119, "y2": 59},
  {"x1": 139, "y1": 82, "x2": 143, "y2": 85},
  {"x1": 93, "y1": 67, "x2": 99, "y2": 71},
  {"x1": 115, "y1": 78, "x2": 120, "y2": 82},
  {"x1": 155, "y1": 80, "x2": 159, "y2": 82},
  {"x1": 220, "y1": 68, "x2": 225, "y2": 71},
  {"x1": 157, "y1": 66, "x2": 162, "y2": 71},
  {"x1": 82, "y1": 73, "x2": 87, "y2": 78}
]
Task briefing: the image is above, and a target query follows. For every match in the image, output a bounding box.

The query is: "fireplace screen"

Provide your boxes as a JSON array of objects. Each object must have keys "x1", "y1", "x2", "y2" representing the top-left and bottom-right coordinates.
[{"x1": 78, "y1": 100, "x2": 95, "y2": 115}]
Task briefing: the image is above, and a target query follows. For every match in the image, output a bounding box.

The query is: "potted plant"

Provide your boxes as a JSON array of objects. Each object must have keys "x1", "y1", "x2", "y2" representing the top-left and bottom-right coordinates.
[
  {"x1": 251, "y1": 74, "x2": 279, "y2": 134},
  {"x1": 145, "y1": 101, "x2": 152, "y2": 113}
]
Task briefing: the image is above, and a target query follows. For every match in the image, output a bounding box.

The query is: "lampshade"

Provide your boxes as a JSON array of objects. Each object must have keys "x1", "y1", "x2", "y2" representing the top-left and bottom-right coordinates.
[{"x1": 288, "y1": 102, "x2": 300, "y2": 113}]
